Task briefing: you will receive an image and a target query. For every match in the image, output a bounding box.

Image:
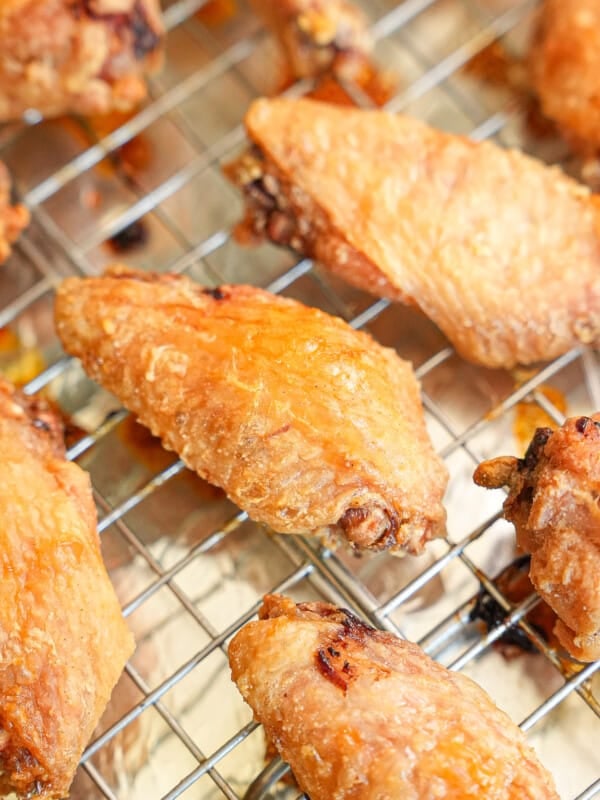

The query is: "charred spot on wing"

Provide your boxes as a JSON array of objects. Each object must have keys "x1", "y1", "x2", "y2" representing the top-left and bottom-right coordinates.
[
  {"x1": 315, "y1": 638, "x2": 360, "y2": 692},
  {"x1": 79, "y1": 0, "x2": 161, "y2": 60},
  {"x1": 340, "y1": 608, "x2": 376, "y2": 639},
  {"x1": 316, "y1": 647, "x2": 348, "y2": 692},
  {"x1": 520, "y1": 426, "x2": 553, "y2": 471},
  {"x1": 515, "y1": 483, "x2": 534, "y2": 507},
  {"x1": 202, "y1": 287, "x2": 228, "y2": 301},
  {"x1": 575, "y1": 416, "x2": 600, "y2": 435},
  {"x1": 131, "y1": 1, "x2": 162, "y2": 59},
  {"x1": 245, "y1": 177, "x2": 277, "y2": 211},
  {"x1": 20, "y1": 395, "x2": 66, "y2": 454}
]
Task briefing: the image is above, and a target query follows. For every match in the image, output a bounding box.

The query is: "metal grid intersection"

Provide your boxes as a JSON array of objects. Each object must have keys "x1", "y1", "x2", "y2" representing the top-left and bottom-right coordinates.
[{"x1": 0, "y1": 0, "x2": 599, "y2": 798}]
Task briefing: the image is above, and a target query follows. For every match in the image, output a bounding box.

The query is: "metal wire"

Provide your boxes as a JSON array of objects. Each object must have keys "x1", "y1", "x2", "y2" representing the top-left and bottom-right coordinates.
[{"x1": 2, "y1": 0, "x2": 599, "y2": 798}]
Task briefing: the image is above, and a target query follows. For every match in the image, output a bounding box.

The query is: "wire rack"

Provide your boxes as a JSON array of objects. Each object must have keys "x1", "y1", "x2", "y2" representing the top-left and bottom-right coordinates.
[{"x1": 1, "y1": 0, "x2": 600, "y2": 798}]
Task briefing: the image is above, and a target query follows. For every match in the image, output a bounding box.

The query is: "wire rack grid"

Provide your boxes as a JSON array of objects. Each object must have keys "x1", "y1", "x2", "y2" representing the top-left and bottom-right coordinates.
[{"x1": 1, "y1": 0, "x2": 599, "y2": 798}]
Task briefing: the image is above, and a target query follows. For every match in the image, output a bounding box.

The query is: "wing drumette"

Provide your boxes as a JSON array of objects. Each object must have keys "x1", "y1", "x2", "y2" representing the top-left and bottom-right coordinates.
[{"x1": 474, "y1": 414, "x2": 600, "y2": 661}]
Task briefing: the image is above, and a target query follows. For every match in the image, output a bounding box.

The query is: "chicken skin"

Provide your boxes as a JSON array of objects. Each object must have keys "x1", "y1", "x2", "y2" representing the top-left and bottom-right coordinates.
[
  {"x1": 0, "y1": 0, "x2": 163, "y2": 120},
  {"x1": 474, "y1": 415, "x2": 600, "y2": 661},
  {"x1": 54, "y1": 265, "x2": 447, "y2": 554},
  {"x1": 0, "y1": 161, "x2": 28, "y2": 264},
  {"x1": 249, "y1": 0, "x2": 371, "y2": 80},
  {"x1": 530, "y1": 0, "x2": 600, "y2": 156},
  {"x1": 227, "y1": 98, "x2": 600, "y2": 368},
  {"x1": 229, "y1": 594, "x2": 559, "y2": 800},
  {"x1": 0, "y1": 379, "x2": 134, "y2": 799}
]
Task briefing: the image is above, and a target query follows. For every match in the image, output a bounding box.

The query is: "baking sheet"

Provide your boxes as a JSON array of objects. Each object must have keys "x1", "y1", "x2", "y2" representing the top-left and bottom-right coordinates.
[{"x1": 0, "y1": 1, "x2": 599, "y2": 798}]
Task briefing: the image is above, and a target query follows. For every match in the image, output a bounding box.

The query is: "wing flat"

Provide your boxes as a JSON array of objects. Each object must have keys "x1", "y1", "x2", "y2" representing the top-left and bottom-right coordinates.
[
  {"x1": 55, "y1": 266, "x2": 448, "y2": 554},
  {"x1": 229, "y1": 97, "x2": 600, "y2": 368},
  {"x1": 229, "y1": 594, "x2": 560, "y2": 800}
]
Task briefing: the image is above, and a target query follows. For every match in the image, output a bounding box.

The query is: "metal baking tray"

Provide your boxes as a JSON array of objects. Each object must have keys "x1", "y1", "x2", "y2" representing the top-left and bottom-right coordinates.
[{"x1": 1, "y1": 1, "x2": 599, "y2": 798}]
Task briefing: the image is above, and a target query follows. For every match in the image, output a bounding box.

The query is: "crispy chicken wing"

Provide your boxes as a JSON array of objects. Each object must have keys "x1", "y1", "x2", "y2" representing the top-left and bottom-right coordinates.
[
  {"x1": 249, "y1": 0, "x2": 371, "y2": 80},
  {"x1": 0, "y1": 0, "x2": 163, "y2": 120},
  {"x1": 54, "y1": 265, "x2": 447, "y2": 554},
  {"x1": 229, "y1": 594, "x2": 559, "y2": 800},
  {"x1": 474, "y1": 415, "x2": 600, "y2": 661},
  {"x1": 0, "y1": 161, "x2": 28, "y2": 264},
  {"x1": 227, "y1": 97, "x2": 600, "y2": 368},
  {"x1": 0, "y1": 379, "x2": 134, "y2": 799},
  {"x1": 530, "y1": 0, "x2": 600, "y2": 156}
]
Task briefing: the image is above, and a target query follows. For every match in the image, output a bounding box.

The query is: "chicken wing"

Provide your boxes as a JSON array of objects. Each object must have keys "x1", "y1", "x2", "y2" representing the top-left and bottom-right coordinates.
[
  {"x1": 0, "y1": 161, "x2": 28, "y2": 264},
  {"x1": 530, "y1": 0, "x2": 600, "y2": 156},
  {"x1": 0, "y1": 0, "x2": 163, "y2": 120},
  {"x1": 226, "y1": 97, "x2": 600, "y2": 368},
  {"x1": 54, "y1": 265, "x2": 447, "y2": 554},
  {"x1": 0, "y1": 379, "x2": 134, "y2": 799},
  {"x1": 229, "y1": 594, "x2": 559, "y2": 800},
  {"x1": 249, "y1": 0, "x2": 371, "y2": 80},
  {"x1": 474, "y1": 414, "x2": 600, "y2": 661}
]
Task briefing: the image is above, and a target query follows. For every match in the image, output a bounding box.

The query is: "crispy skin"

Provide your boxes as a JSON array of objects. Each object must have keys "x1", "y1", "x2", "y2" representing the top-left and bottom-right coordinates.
[
  {"x1": 530, "y1": 0, "x2": 600, "y2": 156},
  {"x1": 228, "y1": 97, "x2": 600, "y2": 368},
  {"x1": 0, "y1": 379, "x2": 134, "y2": 799},
  {"x1": 249, "y1": 0, "x2": 370, "y2": 80},
  {"x1": 0, "y1": 0, "x2": 163, "y2": 120},
  {"x1": 0, "y1": 161, "x2": 28, "y2": 264},
  {"x1": 229, "y1": 594, "x2": 559, "y2": 800},
  {"x1": 474, "y1": 415, "x2": 600, "y2": 661},
  {"x1": 54, "y1": 265, "x2": 447, "y2": 554}
]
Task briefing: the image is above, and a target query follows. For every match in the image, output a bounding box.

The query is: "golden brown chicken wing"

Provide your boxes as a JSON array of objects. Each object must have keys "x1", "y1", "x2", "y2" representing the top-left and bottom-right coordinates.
[
  {"x1": 226, "y1": 97, "x2": 600, "y2": 369},
  {"x1": 54, "y1": 265, "x2": 447, "y2": 554},
  {"x1": 530, "y1": 0, "x2": 600, "y2": 156},
  {"x1": 249, "y1": 0, "x2": 371, "y2": 80},
  {"x1": 0, "y1": 161, "x2": 28, "y2": 264},
  {"x1": 229, "y1": 594, "x2": 559, "y2": 800},
  {"x1": 474, "y1": 415, "x2": 600, "y2": 661},
  {"x1": 0, "y1": 0, "x2": 163, "y2": 120},
  {"x1": 0, "y1": 379, "x2": 134, "y2": 799}
]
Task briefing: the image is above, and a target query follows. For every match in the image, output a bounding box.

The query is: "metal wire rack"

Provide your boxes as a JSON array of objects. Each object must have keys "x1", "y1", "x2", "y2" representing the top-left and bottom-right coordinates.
[{"x1": 1, "y1": 0, "x2": 599, "y2": 798}]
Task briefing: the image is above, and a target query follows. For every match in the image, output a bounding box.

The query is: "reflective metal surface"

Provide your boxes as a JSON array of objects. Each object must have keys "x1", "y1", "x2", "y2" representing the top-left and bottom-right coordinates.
[{"x1": 1, "y1": 1, "x2": 599, "y2": 798}]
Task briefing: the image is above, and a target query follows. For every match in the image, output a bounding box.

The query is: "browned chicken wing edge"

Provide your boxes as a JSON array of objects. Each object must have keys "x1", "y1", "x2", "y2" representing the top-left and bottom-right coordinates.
[
  {"x1": 0, "y1": 379, "x2": 135, "y2": 798},
  {"x1": 474, "y1": 417, "x2": 600, "y2": 662},
  {"x1": 224, "y1": 148, "x2": 407, "y2": 303}
]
